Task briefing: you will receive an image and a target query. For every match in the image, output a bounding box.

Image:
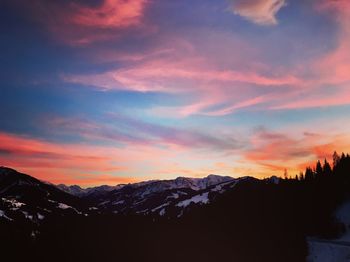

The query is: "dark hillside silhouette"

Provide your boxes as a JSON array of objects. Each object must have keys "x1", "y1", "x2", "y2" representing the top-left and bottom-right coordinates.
[{"x1": 1, "y1": 152, "x2": 350, "y2": 262}]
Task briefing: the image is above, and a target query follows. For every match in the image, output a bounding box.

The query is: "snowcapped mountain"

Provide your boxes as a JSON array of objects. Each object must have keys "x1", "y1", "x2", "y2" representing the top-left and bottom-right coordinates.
[
  {"x1": 57, "y1": 184, "x2": 124, "y2": 197},
  {"x1": 0, "y1": 166, "x2": 252, "y2": 220},
  {"x1": 0, "y1": 166, "x2": 269, "y2": 223},
  {"x1": 126, "y1": 174, "x2": 234, "y2": 195},
  {"x1": 56, "y1": 174, "x2": 238, "y2": 217},
  {"x1": 56, "y1": 184, "x2": 86, "y2": 196},
  {"x1": 58, "y1": 174, "x2": 233, "y2": 198},
  {"x1": 78, "y1": 175, "x2": 255, "y2": 218},
  {"x1": 0, "y1": 167, "x2": 87, "y2": 225}
]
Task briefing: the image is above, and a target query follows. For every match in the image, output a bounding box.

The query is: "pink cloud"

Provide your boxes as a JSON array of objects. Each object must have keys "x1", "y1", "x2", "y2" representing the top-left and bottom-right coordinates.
[
  {"x1": 64, "y1": 45, "x2": 301, "y2": 117},
  {"x1": 17, "y1": 0, "x2": 149, "y2": 45},
  {"x1": 0, "y1": 131, "x2": 158, "y2": 186},
  {"x1": 51, "y1": 0, "x2": 350, "y2": 114},
  {"x1": 205, "y1": 95, "x2": 268, "y2": 116},
  {"x1": 65, "y1": 57, "x2": 300, "y2": 92},
  {"x1": 230, "y1": 0, "x2": 286, "y2": 26},
  {"x1": 0, "y1": 127, "x2": 241, "y2": 185},
  {"x1": 71, "y1": 0, "x2": 147, "y2": 29},
  {"x1": 45, "y1": 115, "x2": 242, "y2": 152},
  {"x1": 271, "y1": 0, "x2": 350, "y2": 110}
]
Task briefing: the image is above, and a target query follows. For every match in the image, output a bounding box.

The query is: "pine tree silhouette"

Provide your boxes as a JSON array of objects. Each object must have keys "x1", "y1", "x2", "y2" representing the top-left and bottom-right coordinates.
[
  {"x1": 323, "y1": 159, "x2": 332, "y2": 177},
  {"x1": 315, "y1": 160, "x2": 323, "y2": 178}
]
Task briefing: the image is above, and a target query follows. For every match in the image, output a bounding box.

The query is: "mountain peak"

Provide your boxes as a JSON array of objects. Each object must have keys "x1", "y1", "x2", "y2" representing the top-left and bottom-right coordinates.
[{"x1": 0, "y1": 166, "x2": 19, "y2": 175}]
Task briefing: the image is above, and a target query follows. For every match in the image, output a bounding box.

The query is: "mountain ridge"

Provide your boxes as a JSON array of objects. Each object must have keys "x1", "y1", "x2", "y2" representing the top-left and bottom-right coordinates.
[
  {"x1": 56, "y1": 173, "x2": 237, "y2": 196},
  {"x1": 0, "y1": 166, "x2": 264, "y2": 222}
]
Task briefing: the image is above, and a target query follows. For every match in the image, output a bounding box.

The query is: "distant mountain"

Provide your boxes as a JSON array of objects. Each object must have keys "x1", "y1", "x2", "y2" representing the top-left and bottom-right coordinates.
[
  {"x1": 57, "y1": 184, "x2": 123, "y2": 197},
  {"x1": 57, "y1": 174, "x2": 234, "y2": 196},
  {"x1": 0, "y1": 166, "x2": 254, "y2": 221},
  {"x1": 89, "y1": 175, "x2": 248, "y2": 217},
  {"x1": 57, "y1": 174, "x2": 241, "y2": 217},
  {"x1": 56, "y1": 184, "x2": 86, "y2": 196}
]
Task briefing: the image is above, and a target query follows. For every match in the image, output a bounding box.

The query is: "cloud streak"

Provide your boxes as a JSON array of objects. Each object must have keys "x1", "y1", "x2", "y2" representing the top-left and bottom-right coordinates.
[{"x1": 46, "y1": 114, "x2": 243, "y2": 152}]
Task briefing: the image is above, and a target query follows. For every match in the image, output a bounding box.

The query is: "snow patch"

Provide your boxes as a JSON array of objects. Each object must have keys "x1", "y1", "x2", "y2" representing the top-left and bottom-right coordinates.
[
  {"x1": 151, "y1": 202, "x2": 169, "y2": 212},
  {"x1": 165, "y1": 193, "x2": 180, "y2": 201},
  {"x1": 307, "y1": 199, "x2": 350, "y2": 261},
  {"x1": 97, "y1": 200, "x2": 110, "y2": 206},
  {"x1": 112, "y1": 200, "x2": 125, "y2": 205},
  {"x1": 307, "y1": 240, "x2": 350, "y2": 262},
  {"x1": 22, "y1": 211, "x2": 33, "y2": 220},
  {"x1": 57, "y1": 203, "x2": 82, "y2": 214},
  {"x1": 0, "y1": 210, "x2": 12, "y2": 221},
  {"x1": 2, "y1": 198, "x2": 26, "y2": 208},
  {"x1": 159, "y1": 208, "x2": 166, "y2": 216},
  {"x1": 176, "y1": 192, "x2": 209, "y2": 208},
  {"x1": 336, "y1": 201, "x2": 350, "y2": 242},
  {"x1": 58, "y1": 203, "x2": 72, "y2": 209},
  {"x1": 211, "y1": 181, "x2": 234, "y2": 193}
]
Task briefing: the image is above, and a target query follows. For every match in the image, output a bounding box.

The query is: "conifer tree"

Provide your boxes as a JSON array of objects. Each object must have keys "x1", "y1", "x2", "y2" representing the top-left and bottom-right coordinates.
[
  {"x1": 315, "y1": 160, "x2": 323, "y2": 178},
  {"x1": 323, "y1": 159, "x2": 332, "y2": 177}
]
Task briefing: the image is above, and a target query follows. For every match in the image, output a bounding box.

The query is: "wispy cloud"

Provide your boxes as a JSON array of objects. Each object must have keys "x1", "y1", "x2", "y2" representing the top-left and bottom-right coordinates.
[
  {"x1": 3, "y1": 0, "x2": 350, "y2": 184},
  {"x1": 229, "y1": 0, "x2": 286, "y2": 25},
  {"x1": 46, "y1": 114, "x2": 243, "y2": 152}
]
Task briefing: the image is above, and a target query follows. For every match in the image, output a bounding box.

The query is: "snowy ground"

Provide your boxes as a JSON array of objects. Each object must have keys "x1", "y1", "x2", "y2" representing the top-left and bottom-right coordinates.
[
  {"x1": 307, "y1": 239, "x2": 350, "y2": 262},
  {"x1": 307, "y1": 200, "x2": 350, "y2": 262}
]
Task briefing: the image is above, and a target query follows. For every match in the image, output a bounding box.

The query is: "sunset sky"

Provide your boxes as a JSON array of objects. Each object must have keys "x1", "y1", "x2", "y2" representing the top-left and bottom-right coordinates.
[{"x1": 1, "y1": 0, "x2": 350, "y2": 186}]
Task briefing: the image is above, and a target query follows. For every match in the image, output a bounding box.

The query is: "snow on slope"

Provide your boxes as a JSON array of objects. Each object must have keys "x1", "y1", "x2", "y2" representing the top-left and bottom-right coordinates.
[
  {"x1": 0, "y1": 209, "x2": 12, "y2": 221},
  {"x1": 307, "y1": 240, "x2": 350, "y2": 262},
  {"x1": 337, "y1": 201, "x2": 350, "y2": 242},
  {"x1": 176, "y1": 192, "x2": 209, "y2": 207},
  {"x1": 307, "y1": 200, "x2": 350, "y2": 262}
]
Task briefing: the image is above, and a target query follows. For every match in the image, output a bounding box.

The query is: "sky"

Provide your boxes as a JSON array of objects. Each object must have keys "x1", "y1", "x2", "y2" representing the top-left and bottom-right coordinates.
[{"x1": 1, "y1": 0, "x2": 350, "y2": 187}]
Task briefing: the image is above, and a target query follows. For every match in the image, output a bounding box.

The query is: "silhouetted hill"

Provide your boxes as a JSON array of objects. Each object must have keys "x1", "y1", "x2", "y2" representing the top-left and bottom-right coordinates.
[{"x1": 1, "y1": 152, "x2": 350, "y2": 262}]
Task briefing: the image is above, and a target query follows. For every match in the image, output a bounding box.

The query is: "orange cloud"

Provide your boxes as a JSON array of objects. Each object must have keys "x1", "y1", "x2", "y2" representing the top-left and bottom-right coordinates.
[
  {"x1": 0, "y1": 132, "x2": 144, "y2": 186},
  {"x1": 51, "y1": 173, "x2": 138, "y2": 187},
  {"x1": 243, "y1": 129, "x2": 350, "y2": 176},
  {"x1": 0, "y1": 131, "x2": 215, "y2": 186}
]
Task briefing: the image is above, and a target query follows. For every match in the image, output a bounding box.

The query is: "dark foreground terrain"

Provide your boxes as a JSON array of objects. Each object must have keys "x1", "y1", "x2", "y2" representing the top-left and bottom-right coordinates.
[{"x1": 1, "y1": 152, "x2": 350, "y2": 262}]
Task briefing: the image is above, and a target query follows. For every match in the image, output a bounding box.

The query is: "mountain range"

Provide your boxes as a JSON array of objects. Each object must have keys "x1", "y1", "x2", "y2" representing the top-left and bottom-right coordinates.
[
  {"x1": 0, "y1": 166, "x2": 268, "y2": 223},
  {"x1": 1, "y1": 157, "x2": 350, "y2": 262}
]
